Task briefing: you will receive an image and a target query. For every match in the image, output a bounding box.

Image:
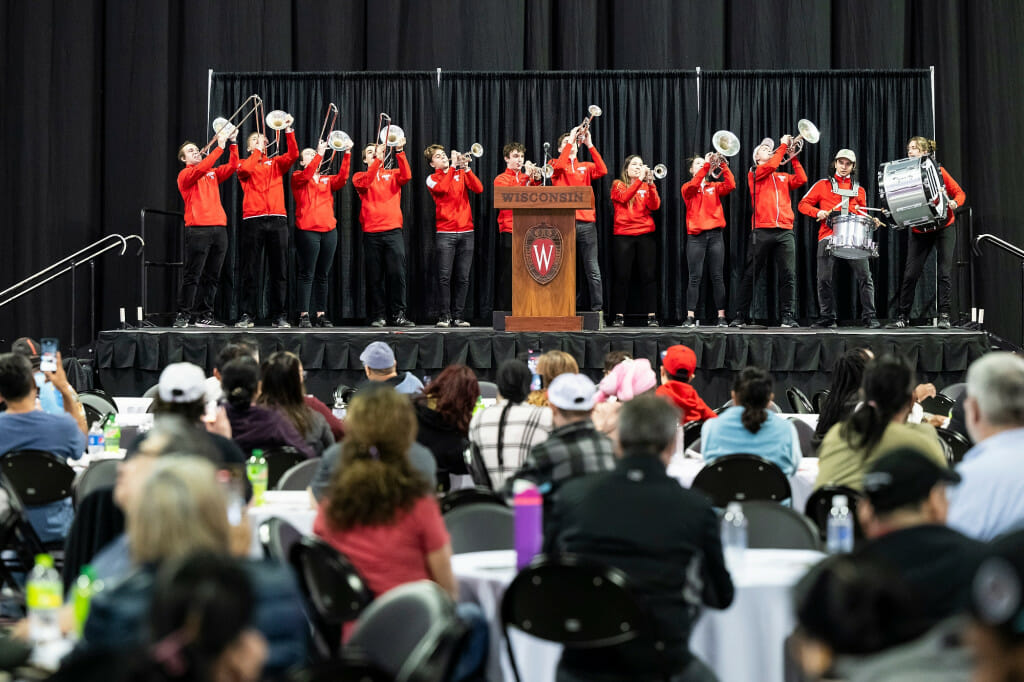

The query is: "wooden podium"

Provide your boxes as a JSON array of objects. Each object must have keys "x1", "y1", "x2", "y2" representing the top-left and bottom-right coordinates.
[{"x1": 494, "y1": 186, "x2": 594, "y2": 331}]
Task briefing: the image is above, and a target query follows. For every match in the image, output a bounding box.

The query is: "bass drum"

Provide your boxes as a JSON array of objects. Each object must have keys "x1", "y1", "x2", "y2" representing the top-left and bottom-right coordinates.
[
  {"x1": 827, "y1": 214, "x2": 878, "y2": 260},
  {"x1": 878, "y1": 156, "x2": 947, "y2": 230}
]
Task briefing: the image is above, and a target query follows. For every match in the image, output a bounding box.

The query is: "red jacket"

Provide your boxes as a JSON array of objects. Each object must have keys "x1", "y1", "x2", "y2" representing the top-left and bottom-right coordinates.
[
  {"x1": 237, "y1": 131, "x2": 299, "y2": 219},
  {"x1": 493, "y1": 168, "x2": 537, "y2": 234},
  {"x1": 681, "y1": 164, "x2": 736, "y2": 235},
  {"x1": 550, "y1": 145, "x2": 607, "y2": 223},
  {"x1": 177, "y1": 144, "x2": 238, "y2": 227},
  {"x1": 610, "y1": 179, "x2": 660, "y2": 236},
  {"x1": 798, "y1": 175, "x2": 868, "y2": 241},
  {"x1": 351, "y1": 152, "x2": 413, "y2": 233},
  {"x1": 656, "y1": 381, "x2": 718, "y2": 424},
  {"x1": 291, "y1": 153, "x2": 351, "y2": 232},
  {"x1": 747, "y1": 144, "x2": 807, "y2": 229},
  {"x1": 912, "y1": 167, "x2": 966, "y2": 234},
  {"x1": 426, "y1": 168, "x2": 484, "y2": 232}
]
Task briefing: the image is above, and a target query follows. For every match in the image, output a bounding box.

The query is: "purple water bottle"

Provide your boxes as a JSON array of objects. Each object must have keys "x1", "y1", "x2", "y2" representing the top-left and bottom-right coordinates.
[{"x1": 514, "y1": 481, "x2": 543, "y2": 570}]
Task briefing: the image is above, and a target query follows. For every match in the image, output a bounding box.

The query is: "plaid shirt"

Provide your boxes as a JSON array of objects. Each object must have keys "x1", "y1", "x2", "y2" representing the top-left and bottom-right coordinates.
[
  {"x1": 515, "y1": 419, "x2": 615, "y2": 495},
  {"x1": 468, "y1": 402, "x2": 553, "y2": 488}
]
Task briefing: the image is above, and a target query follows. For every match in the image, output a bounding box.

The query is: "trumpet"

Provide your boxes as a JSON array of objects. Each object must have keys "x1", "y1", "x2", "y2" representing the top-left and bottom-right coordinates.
[
  {"x1": 651, "y1": 164, "x2": 668, "y2": 180},
  {"x1": 575, "y1": 104, "x2": 602, "y2": 144},
  {"x1": 525, "y1": 161, "x2": 554, "y2": 182},
  {"x1": 707, "y1": 130, "x2": 741, "y2": 178},
  {"x1": 452, "y1": 143, "x2": 483, "y2": 169},
  {"x1": 780, "y1": 119, "x2": 820, "y2": 164},
  {"x1": 200, "y1": 94, "x2": 261, "y2": 155}
]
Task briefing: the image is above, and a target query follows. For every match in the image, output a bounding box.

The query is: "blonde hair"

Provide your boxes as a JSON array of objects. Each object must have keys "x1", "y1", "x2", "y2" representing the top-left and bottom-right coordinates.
[
  {"x1": 538, "y1": 350, "x2": 579, "y2": 388},
  {"x1": 129, "y1": 457, "x2": 230, "y2": 564},
  {"x1": 908, "y1": 136, "x2": 936, "y2": 155}
]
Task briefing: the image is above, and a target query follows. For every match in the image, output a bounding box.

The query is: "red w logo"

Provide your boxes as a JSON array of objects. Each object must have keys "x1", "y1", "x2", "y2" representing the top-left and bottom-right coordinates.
[
  {"x1": 523, "y1": 224, "x2": 562, "y2": 285},
  {"x1": 532, "y1": 239, "x2": 556, "y2": 275}
]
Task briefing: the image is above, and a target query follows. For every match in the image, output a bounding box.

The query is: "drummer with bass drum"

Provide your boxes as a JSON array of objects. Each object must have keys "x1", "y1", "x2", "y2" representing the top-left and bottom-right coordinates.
[
  {"x1": 885, "y1": 136, "x2": 966, "y2": 329},
  {"x1": 798, "y1": 148, "x2": 881, "y2": 329}
]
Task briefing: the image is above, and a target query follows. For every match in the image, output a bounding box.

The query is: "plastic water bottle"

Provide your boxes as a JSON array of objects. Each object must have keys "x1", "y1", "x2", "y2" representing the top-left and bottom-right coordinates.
[
  {"x1": 26, "y1": 554, "x2": 63, "y2": 644},
  {"x1": 102, "y1": 414, "x2": 120, "y2": 452},
  {"x1": 72, "y1": 564, "x2": 103, "y2": 639},
  {"x1": 246, "y1": 450, "x2": 268, "y2": 506},
  {"x1": 513, "y1": 481, "x2": 543, "y2": 570},
  {"x1": 87, "y1": 420, "x2": 105, "y2": 455},
  {"x1": 827, "y1": 494, "x2": 855, "y2": 554},
  {"x1": 721, "y1": 502, "x2": 748, "y2": 578}
]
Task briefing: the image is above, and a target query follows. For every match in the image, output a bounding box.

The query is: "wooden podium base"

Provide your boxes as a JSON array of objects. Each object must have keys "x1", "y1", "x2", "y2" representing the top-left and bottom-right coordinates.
[{"x1": 505, "y1": 315, "x2": 584, "y2": 332}]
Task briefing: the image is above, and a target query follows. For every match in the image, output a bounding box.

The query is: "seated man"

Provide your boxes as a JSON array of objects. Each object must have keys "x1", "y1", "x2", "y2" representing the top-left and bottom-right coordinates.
[
  {"x1": 655, "y1": 344, "x2": 717, "y2": 424},
  {"x1": 0, "y1": 352, "x2": 85, "y2": 543},
  {"x1": 545, "y1": 395, "x2": 734, "y2": 682},
  {"x1": 11, "y1": 338, "x2": 87, "y2": 435},
  {"x1": 358, "y1": 341, "x2": 424, "y2": 395}
]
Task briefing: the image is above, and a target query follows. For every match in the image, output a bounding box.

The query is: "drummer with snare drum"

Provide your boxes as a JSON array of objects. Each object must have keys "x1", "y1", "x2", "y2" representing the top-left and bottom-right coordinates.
[{"x1": 798, "y1": 148, "x2": 881, "y2": 329}]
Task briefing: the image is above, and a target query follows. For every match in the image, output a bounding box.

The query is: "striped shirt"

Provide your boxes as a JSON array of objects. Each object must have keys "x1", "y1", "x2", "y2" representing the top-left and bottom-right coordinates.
[{"x1": 468, "y1": 402, "x2": 553, "y2": 488}]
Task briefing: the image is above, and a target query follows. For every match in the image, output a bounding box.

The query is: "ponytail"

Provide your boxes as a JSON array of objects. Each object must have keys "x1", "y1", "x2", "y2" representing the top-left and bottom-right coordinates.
[
  {"x1": 734, "y1": 367, "x2": 773, "y2": 434},
  {"x1": 220, "y1": 357, "x2": 259, "y2": 411},
  {"x1": 840, "y1": 354, "x2": 915, "y2": 457}
]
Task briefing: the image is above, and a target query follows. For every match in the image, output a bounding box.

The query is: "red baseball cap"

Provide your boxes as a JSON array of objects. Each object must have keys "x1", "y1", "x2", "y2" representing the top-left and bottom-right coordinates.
[{"x1": 662, "y1": 345, "x2": 697, "y2": 378}]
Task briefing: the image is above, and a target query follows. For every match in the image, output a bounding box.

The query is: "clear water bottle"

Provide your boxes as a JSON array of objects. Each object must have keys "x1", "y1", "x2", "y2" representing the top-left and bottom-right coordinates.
[
  {"x1": 721, "y1": 502, "x2": 748, "y2": 578},
  {"x1": 87, "y1": 420, "x2": 105, "y2": 455},
  {"x1": 27, "y1": 554, "x2": 63, "y2": 644},
  {"x1": 72, "y1": 564, "x2": 103, "y2": 639},
  {"x1": 826, "y1": 494, "x2": 854, "y2": 554},
  {"x1": 102, "y1": 414, "x2": 120, "y2": 452}
]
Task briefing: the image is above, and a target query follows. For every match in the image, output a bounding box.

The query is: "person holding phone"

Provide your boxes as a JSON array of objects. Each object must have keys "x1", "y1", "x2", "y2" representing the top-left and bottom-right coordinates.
[{"x1": 10, "y1": 337, "x2": 87, "y2": 436}]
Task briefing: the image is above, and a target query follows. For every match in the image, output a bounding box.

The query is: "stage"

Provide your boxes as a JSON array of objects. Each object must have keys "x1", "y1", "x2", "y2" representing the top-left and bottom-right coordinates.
[{"x1": 95, "y1": 325, "x2": 990, "y2": 409}]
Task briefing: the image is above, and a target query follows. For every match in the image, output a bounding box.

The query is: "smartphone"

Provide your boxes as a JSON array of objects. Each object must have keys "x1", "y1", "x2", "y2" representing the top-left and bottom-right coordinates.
[
  {"x1": 527, "y1": 350, "x2": 542, "y2": 392},
  {"x1": 40, "y1": 338, "x2": 58, "y2": 373}
]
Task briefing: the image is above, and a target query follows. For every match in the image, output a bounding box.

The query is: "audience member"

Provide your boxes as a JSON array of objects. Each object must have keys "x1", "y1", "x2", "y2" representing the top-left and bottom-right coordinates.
[
  {"x1": 545, "y1": 395, "x2": 734, "y2": 682},
  {"x1": 0, "y1": 352, "x2": 85, "y2": 543},
  {"x1": 468, "y1": 359, "x2": 552, "y2": 488},
  {"x1": 815, "y1": 354, "x2": 946, "y2": 490},
  {"x1": 814, "y1": 348, "x2": 871, "y2": 445},
  {"x1": 413, "y1": 364, "x2": 479, "y2": 489},
  {"x1": 967, "y1": 533, "x2": 1024, "y2": 681},
  {"x1": 358, "y1": 341, "x2": 424, "y2": 394},
  {"x1": 591, "y1": 357, "x2": 658, "y2": 441},
  {"x1": 11, "y1": 338, "x2": 87, "y2": 435},
  {"x1": 526, "y1": 350, "x2": 579, "y2": 407},
  {"x1": 602, "y1": 350, "x2": 632, "y2": 375},
  {"x1": 220, "y1": 357, "x2": 313, "y2": 457},
  {"x1": 701, "y1": 367, "x2": 801, "y2": 475},
  {"x1": 947, "y1": 352, "x2": 1024, "y2": 540},
  {"x1": 257, "y1": 351, "x2": 334, "y2": 456},
  {"x1": 655, "y1": 344, "x2": 717, "y2": 423}
]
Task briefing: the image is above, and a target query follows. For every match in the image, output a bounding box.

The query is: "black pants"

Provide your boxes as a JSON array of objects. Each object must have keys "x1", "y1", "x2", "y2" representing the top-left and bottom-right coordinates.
[
  {"x1": 177, "y1": 225, "x2": 227, "y2": 318},
  {"x1": 436, "y1": 231, "x2": 474, "y2": 319},
  {"x1": 239, "y1": 215, "x2": 289, "y2": 319},
  {"x1": 496, "y1": 232, "x2": 512, "y2": 311},
  {"x1": 611, "y1": 233, "x2": 657, "y2": 315},
  {"x1": 295, "y1": 228, "x2": 337, "y2": 314},
  {"x1": 816, "y1": 239, "x2": 876, "y2": 321},
  {"x1": 734, "y1": 228, "x2": 796, "y2": 320},
  {"x1": 364, "y1": 228, "x2": 407, "y2": 320},
  {"x1": 897, "y1": 226, "x2": 956, "y2": 317},
  {"x1": 685, "y1": 229, "x2": 727, "y2": 313},
  {"x1": 576, "y1": 221, "x2": 603, "y2": 311}
]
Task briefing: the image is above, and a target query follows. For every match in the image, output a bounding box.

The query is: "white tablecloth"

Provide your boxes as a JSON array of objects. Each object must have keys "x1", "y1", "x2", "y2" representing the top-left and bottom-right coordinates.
[
  {"x1": 246, "y1": 494, "x2": 317, "y2": 558},
  {"x1": 667, "y1": 455, "x2": 819, "y2": 512},
  {"x1": 453, "y1": 548, "x2": 824, "y2": 682}
]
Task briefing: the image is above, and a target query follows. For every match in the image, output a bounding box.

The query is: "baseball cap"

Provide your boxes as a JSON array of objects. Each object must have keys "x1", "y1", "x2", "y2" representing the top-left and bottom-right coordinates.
[
  {"x1": 158, "y1": 362, "x2": 209, "y2": 404},
  {"x1": 11, "y1": 338, "x2": 41, "y2": 369},
  {"x1": 547, "y1": 373, "x2": 597, "y2": 411},
  {"x1": 359, "y1": 341, "x2": 396, "y2": 370},
  {"x1": 752, "y1": 137, "x2": 774, "y2": 163},
  {"x1": 662, "y1": 345, "x2": 697, "y2": 379},
  {"x1": 862, "y1": 447, "x2": 961, "y2": 513},
  {"x1": 972, "y1": 533, "x2": 1024, "y2": 638},
  {"x1": 835, "y1": 149, "x2": 857, "y2": 163}
]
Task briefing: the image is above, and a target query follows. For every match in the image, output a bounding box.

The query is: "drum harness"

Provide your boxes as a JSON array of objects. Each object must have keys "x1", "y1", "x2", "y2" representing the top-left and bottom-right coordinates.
[{"x1": 828, "y1": 177, "x2": 861, "y2": 249}]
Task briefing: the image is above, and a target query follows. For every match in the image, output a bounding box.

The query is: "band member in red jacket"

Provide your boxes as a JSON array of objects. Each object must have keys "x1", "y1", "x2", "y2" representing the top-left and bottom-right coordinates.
[
  {"x1": 351, "y1": 138, "x2": 414, "y2": 327},
  {"x1": 235, "y1": 118, "x2": 299, "y2": 328},
  {"x1": 291, "y1": 139, "x2": 351, "y2": 328},
  {"x1": 424, "y1": 144, "x2": 484, "y2": 328},
  {"x1": 493, "y1": 142, "x2": 539, "y2": 311},
  {"x1": 731, "y1": 135, "x2": 807, "y2": 328},
  {"x1": 174, "y1": 126, "x2": 239, "y2": 328},
  {"x1": 609, "y1": 156, "x2": 661, "y2": 327},
  {"x1": 798, "y1": 148, "x2": 880, "y2": 329},
  {"x1": 551, "y1": 124, "x2": 608, "y2": 314},
  {"x1": 681, "y1": 153, "x2": 736, "y2": 328},
  {"x1": 888, "y1": 136, "x2": 966, "y2": 329}
]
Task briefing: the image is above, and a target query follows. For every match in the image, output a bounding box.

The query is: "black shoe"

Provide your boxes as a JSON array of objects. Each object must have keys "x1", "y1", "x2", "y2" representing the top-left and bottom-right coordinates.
[
  {"x1": 886, "y1": 315, "x2": 909, "y2": 329},
  {"x1": 273, "y1": 315, "x2": 291, "y2": 329},
  {"x1": 937, "y1": 313, "x2": 951, "y2": 329},
  {"x1": 728, "y1": 317, "x2": 745, "y2": 328},
  {"x1": 235, "y1": 313, "x2": 254, "y2": 329},
  {"x1": 453, "y1": 319, "x2": 470, "y2": 328},
  {"x1": 316, "y1": 314, "x2": 334, "y2": 328},
  {"x1": 370, "y1": 318, "x2": 386, "y2": 328},
  {"x1": 394, "y1": 315, "x2": 415, "y2": 328},
  {"x1": 811, "y1": 318, "x2": 837, "y2": 329},
  {"x1": 298, "y1": 313, "x2": 312, "y2": 328},
  {"x1": 681, "y1": 316, "x2": 696, "y2": 328},
  {"x1": 172, "y1": 313, "x2": 189, "y2": 328},
  {"x1": 647, "y1": 316, "x2": 660, "y2": 328},
  {"x1": 781, "y1": 315, "x2": 800, "y2": 328},
  {"x1": 194, "y1": 316, "x2": 225, "y2": 328},
  {"x1": 611, "y1": 314, "x2": 625, "y2": 328},
  {"x1": 863, "y1": 317, "x2": 881, "y2": 329},
  {"x1": 436, "y1": 317, "x2": 452, "y2": 328},
  {"x1": 717, "y1": 316, "x2": 729, "y2": 328}
]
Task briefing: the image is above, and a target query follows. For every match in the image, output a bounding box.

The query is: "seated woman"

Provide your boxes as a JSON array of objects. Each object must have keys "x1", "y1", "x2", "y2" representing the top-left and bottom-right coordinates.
[
  {"x1": 701, "y1": 367, "x2": 801, "y2": 476},
  {"x1": 815, "y1": 354, "x2": 947, "y2": 490},
  {"x1": 258, "y1": 351, "x2": 334, "y2": 456},
  {"x1": 814, "y1": 348, "x2": 872, "y2": 446},
  {"x1": 221, "y1": 356, "x2": 314, "y2": 458},
  {"x1": 412, "y1": 364, "x2": 479, "y2": 490},
  {"x1": 526, "y1": 350, "x2": 579, "y2": 407}
]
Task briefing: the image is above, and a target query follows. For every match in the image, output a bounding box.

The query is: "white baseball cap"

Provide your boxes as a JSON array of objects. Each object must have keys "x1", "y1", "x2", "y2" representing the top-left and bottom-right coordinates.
[
  {"x1": 547, "y1": 373, "x2": 598, "y2": 411},
  {"x1": 835, "y1": 149, "x2": 857, "y2": 163},
  {"x1": 158, "y1": 362, "x2": 209, "y2": 403}
]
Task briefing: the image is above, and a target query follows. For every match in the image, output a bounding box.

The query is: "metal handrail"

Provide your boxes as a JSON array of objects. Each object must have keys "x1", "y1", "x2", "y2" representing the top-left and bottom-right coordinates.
[{"x1": 974, "y1": 233, "x2": 1024, "y2": 261}]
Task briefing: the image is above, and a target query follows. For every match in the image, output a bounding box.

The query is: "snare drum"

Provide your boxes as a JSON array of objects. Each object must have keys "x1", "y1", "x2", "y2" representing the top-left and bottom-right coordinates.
[
  {"x1": 878, "y1": 156, "x2": 948, "y2": 230},
  {"x1": 827, "y1": 214, "x2": 878, "y2": 259}
]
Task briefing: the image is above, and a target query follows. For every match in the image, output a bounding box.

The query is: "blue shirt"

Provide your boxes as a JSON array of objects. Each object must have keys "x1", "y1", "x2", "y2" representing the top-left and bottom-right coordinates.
[
  {"x1": 0, "y1": 410, "x2": 85, "y2": 543},
  {"x1": 700, "y1": 406, "x2": 801, "y2": 476},
  {"x1": 947, "y1": 427, "x2": 1024, "y2": 540}
]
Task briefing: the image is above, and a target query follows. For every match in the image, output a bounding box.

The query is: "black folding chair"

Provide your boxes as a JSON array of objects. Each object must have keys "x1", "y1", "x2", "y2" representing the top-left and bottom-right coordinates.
[
  {"x1": 804, "y1": 485, "x2": 866, "y2": 543},
  {"x1": 939, "y1": 382, "x2": 967, "y2": 402},
  {"x1": 444, "y1": 503, "x2": 514, "y2": 554},
  {"x1": 787, "y1": 387, "x2": 814, "y2": 414},
  {"x1": 2, "y1": 450, "x2": 76, "y2": 508},
  {"x1": 0, "y1": 467, "x2": 51, "y2": 594},
  {"x1": 741, "y1": 501, "x2": 822, "y2": 551},
  {"x1": 478, "y1": 381, "x2": 499, "y2": 400},
  {"x1": 259, "y1": 516, "x2": 303, "y2": 564},
  {"x1": 788, "y1": 418, "x2": 818, "y2": 459},
  {"x1": 73, "y1": 459, "x2": 120, "y2": 509},
  {"x1": 920, "y1": 394, "x2": 956, "y2": 416},
  {"x1": 275, "y1": 459, "x2": 320, "y2": 491},
  {"x1": 811, "y1": 389, "x2": 831, "y2": 413},
  {"x1": 439, "y1": 486, "x2": 507, "y2": 514},
  {"x1": 683, "y1": 419, "x2": 705, "y2": 448},
  {"x1": 262, "y1": 446, "x2": 307, "y2": 490},
  {"x1": 936, "y1": 428, "x2": 972, "y2": 464},
  {"x1": 691, "y1": 454, "x2": 792, "y2": 507},
  {"x1": 78, "y1": 390, "x2": 118, "y2": 427}
]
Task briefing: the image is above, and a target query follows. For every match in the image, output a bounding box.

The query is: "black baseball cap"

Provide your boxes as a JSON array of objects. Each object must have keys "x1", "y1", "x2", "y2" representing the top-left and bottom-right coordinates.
[
  {"x1": 862, "y1": 447, "x2": 961, "y2": 513},
  {"x1": 11, "y1": 338, "x2": 40, "y2": 369}
]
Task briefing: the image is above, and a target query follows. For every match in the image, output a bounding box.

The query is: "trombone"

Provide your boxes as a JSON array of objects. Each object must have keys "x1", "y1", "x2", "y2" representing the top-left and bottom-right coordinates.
[
  {"x1": 452, "y1": 143, "x2": 483, "y2": 170},
  {"x1": 315, "y1": 103, "x2": 353, "y2": 174},
  {"x1": 707, "y1": 130, "x2": 741, "y2": 178},
  {"x1": 575, "y1": 104, "x2": 602, "y2": 144},
  {"x1": 780, "y1": 119, "x2": 819, "y2": 164},
  {"x1": 374, "y1": 113, "x2": 405, "y2": 168},
  {"x1": 200, "y1": 94, "x2": 261, "y2": 156},
  {"x1": 263, "y1": 107, "x2": 293, "y2": 157}
]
